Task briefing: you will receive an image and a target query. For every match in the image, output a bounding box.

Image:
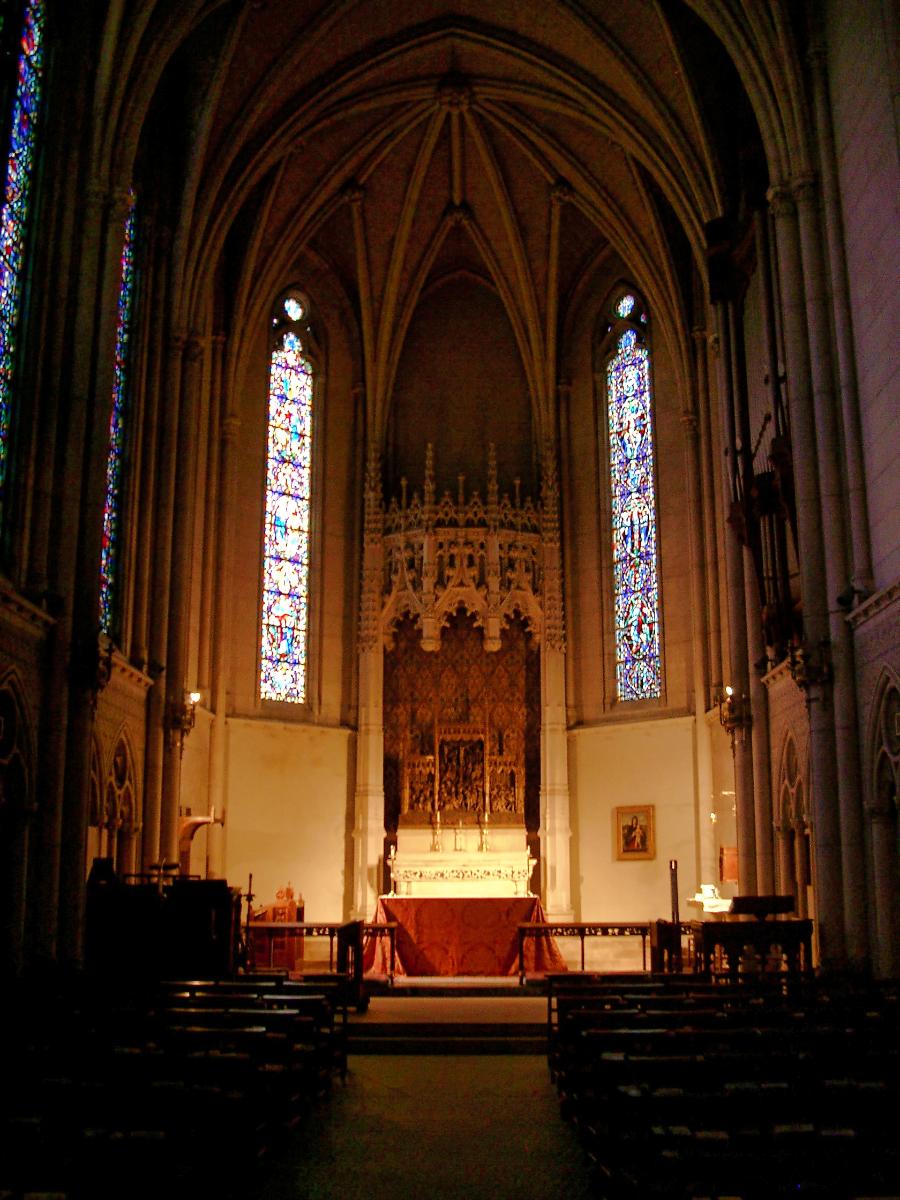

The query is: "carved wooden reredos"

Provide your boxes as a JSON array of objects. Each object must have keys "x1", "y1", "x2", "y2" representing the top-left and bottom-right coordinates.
[{"x1": 381, "y1": 444, "x2": 549, "y2": 833}]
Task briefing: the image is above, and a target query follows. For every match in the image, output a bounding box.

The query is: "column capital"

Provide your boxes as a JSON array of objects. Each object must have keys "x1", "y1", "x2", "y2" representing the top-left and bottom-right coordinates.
[
  {"x1": 108, "y1": 186, "x2": 134, "y2": 223},
  {"x1": 85, "y1": 180, "x2": 109, "y2": 210},
  {"x1": 222, "y1": 415, "x2": 241, "y2": 442},
  {"x1": 766, "y1": 183, "x2": 796, "y2": 219},
  {"x1": 791, "y1": 172, "x2": 820, "y2": 209},
  {"x1": 342, "y1": 180, "x2": 365, "y2": 208},
  {"x1": 183, "y1": 335, "x2": 205, "y2": 365},
  {"x1": 806, "y1": 39, "x2": 827, "y2": 71},
  {"x1": 551, "y1": 178, "x2": 574, "y2": 207},
  {"x1": 865, "y1": 802, "x2": 896, "y2": 825}
]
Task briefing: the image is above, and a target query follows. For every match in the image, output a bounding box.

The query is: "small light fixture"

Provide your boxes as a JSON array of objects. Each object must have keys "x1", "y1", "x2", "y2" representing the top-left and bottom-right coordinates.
[
  {"x1": 167, "y1": 690, "x2": 202, "y2": 754},
  {"x1": 717, "y1": 684, "x2": 751, "y2": 751}
]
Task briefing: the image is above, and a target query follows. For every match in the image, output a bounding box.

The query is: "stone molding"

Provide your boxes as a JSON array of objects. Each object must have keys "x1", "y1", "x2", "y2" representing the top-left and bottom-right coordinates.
[
  {"x1": 847, "y1": 578, "x2": 900, "y2": 630},
  {"x1": 0, "y1": 577, "x2": 55, "y2": 642}
]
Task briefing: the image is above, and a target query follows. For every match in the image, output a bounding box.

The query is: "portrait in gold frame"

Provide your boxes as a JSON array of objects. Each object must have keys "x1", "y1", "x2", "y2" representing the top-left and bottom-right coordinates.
[{"x1": 614, "y1": 805, "x2": 655, "y2": 860}]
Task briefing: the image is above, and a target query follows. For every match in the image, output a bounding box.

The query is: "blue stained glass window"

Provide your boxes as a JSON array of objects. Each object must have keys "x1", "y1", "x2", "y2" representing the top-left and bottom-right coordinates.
[
  {"x1": 0, "y1": 2, "x2": 44, "y2": 509},
  {"x1": 99, "y1": 193, "x2": 137, "y2": 635},
  {"x1": 607, "y1": 297, "x2": 661, "y2": 701},
  {"x1": 260, "y1": 312, "x2": 313, "y2": 703}
]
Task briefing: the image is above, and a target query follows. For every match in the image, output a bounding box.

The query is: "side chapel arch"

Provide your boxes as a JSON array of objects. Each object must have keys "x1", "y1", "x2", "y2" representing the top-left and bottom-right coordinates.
[
  {"x1": 867, "y1": 671, "x2": 900, "y2": 975},
  {"x1": 98, "y1": 730, "x2": 140, "y2": 879},
  {"x1": 774, "y1": 732, "x2": 812, "y2": 919},
  {"x1": 0, "y1": 670, "x2": 35, "y2": 974},
  {"x1": 595, "y1": 286, "x2": 664, "y2": 705}
]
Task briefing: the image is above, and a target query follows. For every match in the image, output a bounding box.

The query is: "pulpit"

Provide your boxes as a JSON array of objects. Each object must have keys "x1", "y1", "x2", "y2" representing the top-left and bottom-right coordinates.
[{"x1": 248, "y1": 885, "x2": 305, "y2": 970}]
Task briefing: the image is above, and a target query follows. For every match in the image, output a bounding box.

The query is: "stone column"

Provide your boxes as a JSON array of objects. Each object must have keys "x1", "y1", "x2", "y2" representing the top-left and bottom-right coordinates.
[
  {"x1": 866, "y1": 805, "x2": 899, "y2": 978},
  {"x1": 129, "y1": 226, "x2": 169, "y2": 671},
  {"x1": 807, "y1": 43, "x2": 873, "y2": 598},
  {"x1": 767, "y1": 184, "x2": 845, "y2": 968},
  {"x1": 159, "y1": 335, "x2": 205, "y2": 868},
  {"x1": 206, "y1": 335, "x2": 232, "y2": 880},
  {"x1": 793, "y1": 173, "x2": 867, "y2": 967},
  {"x1": 539, "y1": 444, "x2": 572, "y2": 918},
  {"x1": 57, "y1": 184, "x2": 136, "y2": 964},
  {"x1": 744, "y1": 563, "x2": 774, "y2": 892},
  {"x1": 352, "y1": 442, "x2": 385, "y2": 918},
  {"x1": 681, "y1": 394, "x2": 716, "y2": 888},
  {"x1": 142, "y1": 333, "x2": 186, "y2": 871},
  {"x1": 774, "y1": 820, "x2": 794, "y2": 900},
  {"x1": 711, "y1": 301, "x2": 756, "y2": 894},
  {"x1": 693, "y1": 328, "x2": 723, "y2": 692}
]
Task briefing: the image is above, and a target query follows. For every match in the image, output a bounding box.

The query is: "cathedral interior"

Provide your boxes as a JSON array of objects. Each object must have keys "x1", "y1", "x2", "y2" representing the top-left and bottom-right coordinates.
[
  {"x1": 0, "y1": 1, "x2": 899, "y2": 1195},
  {"x1": 0, "y1": 0, "x2": 898, "y2": 1048}
]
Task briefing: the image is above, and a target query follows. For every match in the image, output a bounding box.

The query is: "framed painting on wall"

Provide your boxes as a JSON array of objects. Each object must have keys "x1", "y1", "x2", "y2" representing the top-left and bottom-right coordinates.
[{"x1": 614, "y1": 805, "x2": 655, "y2": 860}]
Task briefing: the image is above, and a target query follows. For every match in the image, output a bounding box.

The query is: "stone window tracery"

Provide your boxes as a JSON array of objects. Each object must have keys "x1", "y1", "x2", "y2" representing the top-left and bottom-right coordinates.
[
  {"x1": 873, "y1": 681, "x2": 899, "y2": 816},
  {"x1": 100, "y1": 191, "x2": 137, "y2": 637},
  {"x1": 0, "y1": 2, "x2": 45, "y2": 517},
  {"x1": 603, "y1": 290, "x2": 661, "y2": 701},
  {"x1": 259, "y1": 290, "x2": 317, "y2": 704}
]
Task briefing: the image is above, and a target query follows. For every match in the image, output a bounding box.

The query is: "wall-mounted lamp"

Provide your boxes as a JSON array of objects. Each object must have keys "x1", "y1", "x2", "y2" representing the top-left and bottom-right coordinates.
[
  {"x1": 167, "y1": 690, "x2": 203, "y2": 755},
  {"x1": 717, "y1": 685, "x2": 751, "y2": 750}
]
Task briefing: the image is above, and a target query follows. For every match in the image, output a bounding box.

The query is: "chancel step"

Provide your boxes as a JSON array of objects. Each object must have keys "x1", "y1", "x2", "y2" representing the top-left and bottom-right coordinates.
[{"x1": 348, "y1": 991, "x2": 547, "y2": 1055}]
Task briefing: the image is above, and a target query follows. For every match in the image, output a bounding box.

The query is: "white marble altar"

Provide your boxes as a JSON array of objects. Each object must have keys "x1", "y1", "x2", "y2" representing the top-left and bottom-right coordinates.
[{"x1": 389, "y1": 824, "x2": 535, "y2": 897}]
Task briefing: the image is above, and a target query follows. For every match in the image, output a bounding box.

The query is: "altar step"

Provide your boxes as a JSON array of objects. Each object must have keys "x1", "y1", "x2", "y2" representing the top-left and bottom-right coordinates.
[
  {"x1": 366, "y1": 977, "x2": 547, "y2": 998},
  {"x1": 348, "y1": 992, "x2": 548, "y2": 1055}
]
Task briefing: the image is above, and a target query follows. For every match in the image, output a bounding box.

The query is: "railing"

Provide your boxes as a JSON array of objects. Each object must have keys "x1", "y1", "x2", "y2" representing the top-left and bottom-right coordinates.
[
  {"x1": 517, "y1": 922, "x2": 652, "y2": 984},
  {"x1": 247, "y1": 921, "x2": 342, "y2": 971},
  {"x1": 245, "y1": 919, "x2": 371, "y2": 1009},
  {"x1": 362, "y1": 922, "x2": 398, "y2": 983}
]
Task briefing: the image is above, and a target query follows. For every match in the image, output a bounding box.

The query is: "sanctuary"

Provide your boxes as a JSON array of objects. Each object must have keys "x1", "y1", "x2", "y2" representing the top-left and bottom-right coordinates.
[{"x1": 0, "y1": 0, "x2": 896, "y2": 991}]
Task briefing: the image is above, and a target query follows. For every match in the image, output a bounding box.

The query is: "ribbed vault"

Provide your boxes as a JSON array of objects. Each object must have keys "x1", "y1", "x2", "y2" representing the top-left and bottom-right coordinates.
[{"x1": 94, "y1": 1, "x2": 790, "y2": 454}]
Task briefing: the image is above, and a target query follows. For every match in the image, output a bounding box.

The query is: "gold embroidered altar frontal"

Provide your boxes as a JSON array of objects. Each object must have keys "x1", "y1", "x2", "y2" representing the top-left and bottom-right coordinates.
[{"x1": 364, "y1": 896, "x2": 567, "y2": 976}]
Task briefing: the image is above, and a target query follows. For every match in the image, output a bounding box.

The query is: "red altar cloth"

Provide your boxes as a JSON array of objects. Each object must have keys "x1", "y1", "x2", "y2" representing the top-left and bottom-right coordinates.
[{"x1": 364, "y1": 896, "x2": 568, "y2": 977}]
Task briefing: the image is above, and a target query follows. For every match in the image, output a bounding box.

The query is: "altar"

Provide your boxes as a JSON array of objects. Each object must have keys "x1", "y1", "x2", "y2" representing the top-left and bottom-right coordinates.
[
  {"x1": 364, "y1": 895, "x2": 567, "y2": 977},
  {"x1": 388, "y1": 822, "x2": 535, "y2": 897}
]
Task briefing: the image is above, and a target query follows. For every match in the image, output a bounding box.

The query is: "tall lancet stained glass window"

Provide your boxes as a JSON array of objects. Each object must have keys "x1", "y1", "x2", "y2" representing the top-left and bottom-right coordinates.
[
  {"x1": 260, "y1": 294, "x2": 314, "y2": 703},
  {"x1": 0, "y1": 1, "x2": 45, "y2": 509},
  {"x1": 99, "y1": 192, "x2": 137, "y2": 636},
  {"x1": 607, "y1": 292, "x2": 661, "y2": 700}
]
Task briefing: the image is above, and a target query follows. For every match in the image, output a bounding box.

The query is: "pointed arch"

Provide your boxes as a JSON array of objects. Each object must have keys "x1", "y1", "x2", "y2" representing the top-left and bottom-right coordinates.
[
  {"x1": 775, "y1": 730, "x2": 812, "y2": 919},
  {"x1": 103, "y1": 727, "x2": 140, "y2": 878},
  {"x1": 0, "y1": 1, "x2": 46, "y2": 519},
  {"x1": 100, "y1": 190, "x2": 138, "y2": 638},
  {"x1": 0, "y1": 668, "x2": 34, "y2": 818},
  {"x1": 259, "y1": 288, "x2": 319, "y2": 705},
  {"x1": 868, "y1": 668, "x2": 900, "y2": 819},
  {"x1": 597, "y1": 286, "x2": 662, "y2": 702}
]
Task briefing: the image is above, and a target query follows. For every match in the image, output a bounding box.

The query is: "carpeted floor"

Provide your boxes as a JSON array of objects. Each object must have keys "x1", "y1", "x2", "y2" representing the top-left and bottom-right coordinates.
[{"x1": 251, "y1": 1055, "x2": 595, "y2": 1200}]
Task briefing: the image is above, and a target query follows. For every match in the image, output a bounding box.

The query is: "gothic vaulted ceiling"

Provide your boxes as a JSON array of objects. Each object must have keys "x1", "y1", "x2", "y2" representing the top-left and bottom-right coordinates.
[{"x1": 109, "y1": 1, "x2": 777, "y2": 440}]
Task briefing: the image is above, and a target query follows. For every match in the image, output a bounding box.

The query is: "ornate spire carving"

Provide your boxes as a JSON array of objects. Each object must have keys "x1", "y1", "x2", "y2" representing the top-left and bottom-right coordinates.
[
  {"x1": 540, "y1": 441, "x2": 565, "y2": 653},
  {"x1": 380, "y1": 445, "x2": 544, "y2": 653},
  {"x1": 359, "y1": 440, "x2": 383, "y2": 652}
]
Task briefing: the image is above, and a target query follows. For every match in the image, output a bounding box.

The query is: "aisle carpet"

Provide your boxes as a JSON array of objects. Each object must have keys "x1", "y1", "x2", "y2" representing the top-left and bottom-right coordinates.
[{"x1": 251, "y1": 1055, "x2": 594, "y2": 1200}]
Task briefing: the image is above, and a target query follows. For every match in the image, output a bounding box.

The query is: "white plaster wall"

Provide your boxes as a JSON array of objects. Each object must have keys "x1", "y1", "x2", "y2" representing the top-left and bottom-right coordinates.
[
  {"x1": 223, "y1": 718, "x2": 354, "y2": 921},
  {"x1": 568, "y1": 715, "x2": 698, "y2": 920}
]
